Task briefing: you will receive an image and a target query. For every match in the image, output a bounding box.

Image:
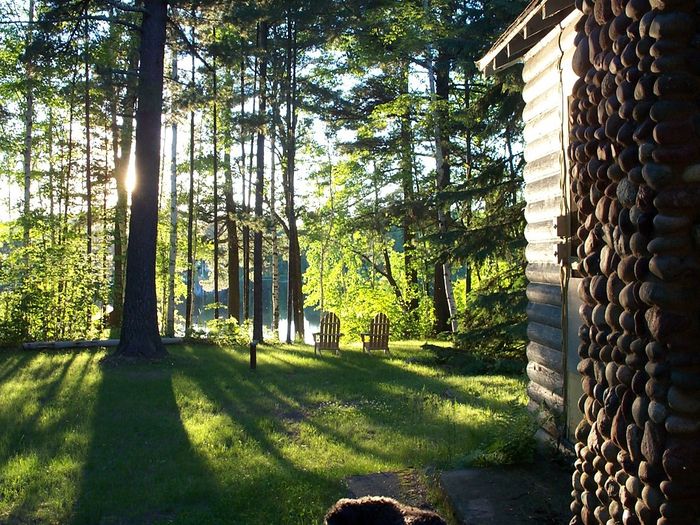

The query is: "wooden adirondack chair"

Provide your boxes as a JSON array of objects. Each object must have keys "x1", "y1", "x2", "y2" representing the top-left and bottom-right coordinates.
[
  {"x1": 313, "y1": 312, "x2": 342, "y2": 356},
  {"x1": 361, "y1": 313, "x2": 391, "y2": 355}
]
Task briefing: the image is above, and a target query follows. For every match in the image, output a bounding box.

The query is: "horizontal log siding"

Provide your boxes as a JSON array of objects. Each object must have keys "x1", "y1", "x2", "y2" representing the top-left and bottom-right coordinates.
[{"x1": 520, "y1": 16, "x2": 576, "y2": 441}]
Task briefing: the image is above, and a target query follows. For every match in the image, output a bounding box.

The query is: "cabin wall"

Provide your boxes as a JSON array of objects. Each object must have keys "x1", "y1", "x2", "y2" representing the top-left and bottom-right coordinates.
[{"x1": 521, "y1": 12, "x2": 579, "y2": 445}]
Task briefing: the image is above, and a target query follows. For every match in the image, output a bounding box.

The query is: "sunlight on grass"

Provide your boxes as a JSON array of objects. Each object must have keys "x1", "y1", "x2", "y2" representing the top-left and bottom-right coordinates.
[
  {"x1": 0, "y1": 342, "x2": 530, "y2": 524},
  {"x1": 0, "y1": 351, "x2": 102, "y2": 523}
]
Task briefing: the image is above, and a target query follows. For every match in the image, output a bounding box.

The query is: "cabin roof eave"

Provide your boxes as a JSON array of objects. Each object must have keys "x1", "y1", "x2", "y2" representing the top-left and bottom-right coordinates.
[{"x1": 477, "y1": 0, "x2": 575, "y2": 76}]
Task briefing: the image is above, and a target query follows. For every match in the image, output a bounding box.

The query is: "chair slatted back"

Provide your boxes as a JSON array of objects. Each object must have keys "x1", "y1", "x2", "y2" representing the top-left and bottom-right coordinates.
[
  {"x1": 368, "y1": 313, "x2": 390, "y2": 350},
  {"x1": 319, "y1": 312, "x2": 341, "y2": 350}
]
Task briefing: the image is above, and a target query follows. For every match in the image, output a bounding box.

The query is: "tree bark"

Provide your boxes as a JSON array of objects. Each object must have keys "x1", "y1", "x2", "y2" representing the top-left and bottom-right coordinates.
[
  {"x1": 185, "y1": 19, "x2": 196, "y2": 335},
  {"x1": 398, "y1": 62, "x2": 419, "y2": 319},
  {"x1": 427, "y1": 43, "x2": 457, "y2": 333},
  {"x1": 166, "y1": 51, "x2": 178, "y2": 337},
  {"x1": 253, "y1": 22, "x2": 267, "y2": 342},
  {"x1": 241, "y1": 57, "x2": 253, "y2": 321},
  {"x1": 212, "y1": 43, "x2": 220, "y2": 320},
  {"x1": 270, "y1": 86, "x2": 280, "y2": 337},
  {"x1": 115, "y1": 0, "x2": 168, "y2": 358},
  {"x1": 225, "y1": 145, "x2": 240, "y2": 322},
  {"x1": 284, "y1": 15, "x2": 304, "y2": 341}
]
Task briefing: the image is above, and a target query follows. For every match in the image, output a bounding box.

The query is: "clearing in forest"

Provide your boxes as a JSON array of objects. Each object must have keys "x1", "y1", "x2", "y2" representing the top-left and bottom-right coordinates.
[{"x1": 0, "y1": 342, "x2": 530, "y2": 524}]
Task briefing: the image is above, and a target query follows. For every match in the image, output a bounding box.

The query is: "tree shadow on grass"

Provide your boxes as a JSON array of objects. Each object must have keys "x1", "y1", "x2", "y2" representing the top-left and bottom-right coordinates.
[
  {"x1": 171, "y1": 344, "x2": 529, "y2": 522},
  {"x1": 0, "y1": 351, "x2": 93, "y2": 523},
  {"x1": 71, "y1": 359, "x2": 224, "y2": 525},
  {"x1": 171, "y1": 348, "x2": 346, "y2": 524},
  {"x1": 0, "y1": 350, "x2": 42, "y2": 385},
  {"x1": 59, "y1": 343, "x2": 529, "y2": 525}
]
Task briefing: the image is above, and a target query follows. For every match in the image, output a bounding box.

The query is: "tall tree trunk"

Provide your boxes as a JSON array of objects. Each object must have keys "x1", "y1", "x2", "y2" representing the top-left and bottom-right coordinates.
[
  {"x1": 111, "y1": 46, "x2": 138, "y2": 335},
  {"x1": 48, "y1": 108, "x2": 55, "y2": 245},
  {"x1": 463, "y1": 74, "x2": 473, "y2": 300},
  {"x1": 398, "y1": 62, "x2": 419, "y2": 319},
  {"x1": 83, "y1": 12, "x2": 94, "y2": 335},
  {"x1": 185, "y1": 20, "x2": 196, "y2": 335},
  {"x1": 253, "y1": 22, "x2": 267, "y2": 343},
  {"x1": 270, "y1": 91, "x2": 280, "y2": 337},
  {"x1": 212, "y1": 37, "x2": 220, "y2": 320},
  {"x1": 22, "y1": 0, "x2": 35, "y2": 246},
  {"x1": 225, "y1": 146, "x2": 240, "y2": 322},
  {"x1": 427, "y1": 43, "x2": 457, "y2": 333},
  {"x1": 284, "y1": 15, "x2": 304, "y2": 341},
  {"x1": 115, "y1": 0, "x2": 168, "y2": 358},
  {"x1": 241, "y1": 58, "x2": 252, "y2": 322},
  {"x1": 245, "y1": 57, "x2": 258, "y2": 322},
  {"x1": 63, "y1": 70, "x2": 77, "y2": 245},
  {"x1": 166, "y1": 52, "x2": 178, "y2": 337},
  {"x1": 84, "y1": 13, "x2": 93, "y2": 257},
  {"x1": 101, "y1": 133, "x2": 109, "y2": 331}
]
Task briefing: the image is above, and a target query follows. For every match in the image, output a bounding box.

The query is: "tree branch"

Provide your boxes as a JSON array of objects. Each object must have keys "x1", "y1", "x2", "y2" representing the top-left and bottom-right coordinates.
[
  {"x1": 168, "y1": 18, "x2": 213, "y2": 72},
  {"x1": 1, "y1": 15, "x2": 139, "y2": 31},
  {"x1": 101, "y1": 0, "x2": 147, "y2": 13},
  {"x1": 72, "y1": 15, "x2": 141, "y2": 31},
  {"x1": 349, "y1": 246, "x2": 406, "y2": 306},
  {"x1": 272, "y1": 210, "x2": 290, "y2": 236}
]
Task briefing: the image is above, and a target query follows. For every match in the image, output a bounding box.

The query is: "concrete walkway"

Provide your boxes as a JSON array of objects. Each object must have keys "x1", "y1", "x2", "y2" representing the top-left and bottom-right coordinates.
[
  {"x1": 439, "y1": 462, "x2": 571, "y2": 524},
  {"x1": 342, "y1": 457, "x2": 572, "y2": 524}
]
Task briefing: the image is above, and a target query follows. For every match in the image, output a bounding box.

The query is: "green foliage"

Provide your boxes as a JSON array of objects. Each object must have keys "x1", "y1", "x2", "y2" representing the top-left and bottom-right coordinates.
[
  {"x1": 0, "y1": 0, "x2": 535, "y2": 363},
  {"x1": 0, "y1": 227, "x2": 106, "y2": 346},
  {"x1": 206, "y1": 316, "x2": 251, "y2": 347},
  {"x1": 455, "y1": 261, "x2": 528, "y2": 361},
  {"x1": 460, "y1": 402, "x2": 537, "y2": 467},
  {"x1": 303, "y1": 175, "x2": 435, "y2": 340}
]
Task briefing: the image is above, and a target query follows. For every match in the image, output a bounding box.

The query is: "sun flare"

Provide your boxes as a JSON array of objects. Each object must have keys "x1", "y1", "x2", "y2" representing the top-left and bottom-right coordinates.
[{"x1": 125, "y1": 154, "x2": 137, "y2": 195}]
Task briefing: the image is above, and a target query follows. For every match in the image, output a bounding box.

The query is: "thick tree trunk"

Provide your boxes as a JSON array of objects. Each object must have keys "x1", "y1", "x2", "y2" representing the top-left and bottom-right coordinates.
[
  {"x1": 166, "y1": 52, "x2": 178, "y2": 337},
  {"x1": 115, "y1": 0, "x2": 168, "y2": 358},
  {"x1": 253, "y1": 22, "x2": 267, "y2": 342},
  {"x1": 428, "y1": 44, "x2": 457, "y2": 333},
  {"x1": 433, "y1": 263, "x2": 451, "y2": 332},
  {"x1": 22, "y1": 0, "x2": 34, "y2": 246},
  {"x1": 284, "y1": 16, "x2": 304, "y2": 341}
]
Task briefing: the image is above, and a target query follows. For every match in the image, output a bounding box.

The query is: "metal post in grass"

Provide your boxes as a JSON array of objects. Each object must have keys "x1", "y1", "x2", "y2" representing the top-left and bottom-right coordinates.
[{"x1": 250, "y1": 340, "x2": 257, "y2": 369}]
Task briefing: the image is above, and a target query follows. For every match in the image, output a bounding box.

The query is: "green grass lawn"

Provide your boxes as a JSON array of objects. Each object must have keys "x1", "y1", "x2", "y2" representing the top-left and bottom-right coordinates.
[{"x1": 0, "y1": 341, "x2": 530, "y2": 524}]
